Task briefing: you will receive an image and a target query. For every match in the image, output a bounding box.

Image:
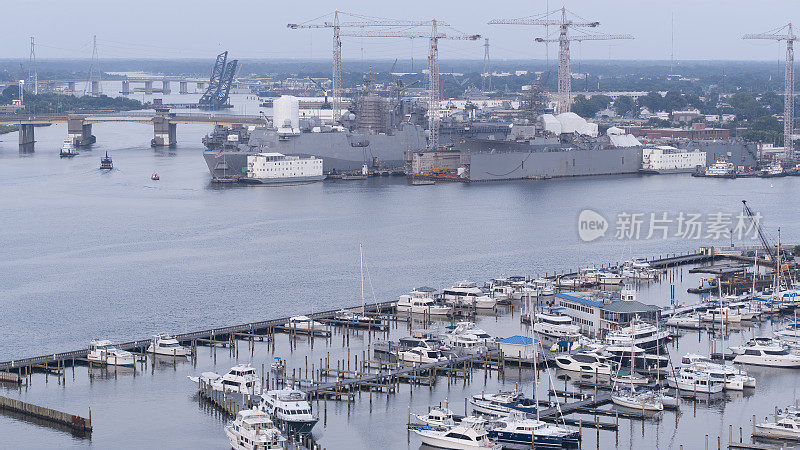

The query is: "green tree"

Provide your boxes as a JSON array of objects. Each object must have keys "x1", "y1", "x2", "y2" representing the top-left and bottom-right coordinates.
[{"x1": 613, "y1": 96, "x2": 636, "y2": 117}]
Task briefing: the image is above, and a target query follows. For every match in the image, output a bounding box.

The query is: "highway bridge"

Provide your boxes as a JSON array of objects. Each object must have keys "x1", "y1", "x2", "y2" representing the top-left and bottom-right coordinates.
[{"x1": 0, "y1": 111, "x2": 266, "y2": 151}]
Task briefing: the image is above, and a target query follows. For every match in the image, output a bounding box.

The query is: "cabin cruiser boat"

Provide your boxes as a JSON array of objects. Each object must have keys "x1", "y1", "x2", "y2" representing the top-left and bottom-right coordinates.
[
  {"x1": 532, "y1": 308, "x2": 582, "y2": 340},
  {"x1": 188, "y1": 364, "x2": 262, "y2": 394},
  {"x1": 730, "y1": 337, "x2": 786, "y2": 355},
  {"x1": 333, "y1": 309, "x2": 384, "y2": 327},
  {"x1": 666, "y1": 313, "x2": 704, "y2": 329},
  {"x1": 414, "y1": 418, "x2": 501, "y2": 449},
  {"x1": 732, "y1": 344, "x2": 800, "y2": 367},
  {"x1": 442, "y1": 322, "x2": 493, "y2": 344},
  {"x1": 441, "y1": 282, "x2": 497, "y2": 309},
  {"x1": 371, "y1": 330, "x2": 448, "y2": 354},
  {"x1": 487, "y1": 412, "x2": 580, "y2": 447},
  {"x1": 59, "y1": 139, "x2": 78, "y2": 158},
  {"x1": 447, "y1": 334, "x2": 488, "y2": 355},
  {"x1": 225, "y1": 408, "x2": 286, "y2": 450},
  {"x1": 667, "y1": 367, "x2": 725, "y2": 394},
  {"x1": 602, "y1": 345, "x2": 670, "y2": 370},
  {"x1": 413, "y1": 407, "x2": 457, "y2": 430},
  {"x1": 397, "y1": 346, "x2": 448, "y2": 364},
  {"x1": 469, "y1": 389, "x2": 538, "y2": 417},
  {"x1": 259, "y1": 388, "x2": 318, "y2": 434},
  {"x1": 283, "y1": 315, "x2": 325, "y2": 331},
  {"x1": 604, "y1": 321, "x2": 670, "y2": 350},
  {"x1": 700, "y1": 307, "x2": 745, "y2": 323},
  {"x1": 87, "y1": 340, "x2": 135, "y2": 366},
  {"x1": 146, "y1": 332, "x2": 189, "y2": 357},
  {"x1": 680, "y1": 354, "x2": 756, "y2": 389},
  {"x1": 555, "y1": 352, "x2": 613, "y2": 375},
  {"x1": 396, "y1": 290, "x2": 452, "y2": 315},
  {"x1": 755, "y1": 415, "x2": 800, "y2": 439}
]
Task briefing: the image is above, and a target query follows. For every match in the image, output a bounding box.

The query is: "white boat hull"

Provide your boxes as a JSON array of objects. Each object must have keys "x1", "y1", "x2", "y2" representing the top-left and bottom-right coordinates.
[
  {"x1": 732, "y1": 355, "x2": 800, "y2": 367},
  {"x1": 611, "y1": 395, "x2": 663, "y2": 411}
]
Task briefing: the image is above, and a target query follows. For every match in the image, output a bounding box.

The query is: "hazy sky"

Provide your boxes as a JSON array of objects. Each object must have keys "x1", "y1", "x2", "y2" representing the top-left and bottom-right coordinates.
[{"x1": 2, "y1": 0, "x2": 796, "y2": 62}]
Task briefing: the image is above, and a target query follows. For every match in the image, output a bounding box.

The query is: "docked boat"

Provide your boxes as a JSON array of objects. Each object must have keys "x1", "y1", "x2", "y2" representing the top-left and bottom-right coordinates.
[
  {"x1": 59, "y1": 139, "x2": 78, "y2": 158},
  {"x1": 239, "y1": 152, "x2": 325, "y2": 184},
  {"x1": 146, "y1": 332, "x2": 189, "y2": 357},
  {"x1": 441, "y1": 282, "x2": 497, "y2": 309},
  {"x1": 604, "y1": 321, "x2": 670, "y2": 350},
  {"x1": 611, "y1": 389, "x2": 664, "y2": 411},
  {"x1": 701, "y1": 158, "x2": 735, "y2": 178},
  {"x1": 87, "y1": 340, "x2": 135, "y2": 366},
  {"x1": 532, "y1": 308, "x2": 582, "y2": 341},
  {"x1": 730, "y1": 337, "x2": 785, "y2": 355},
  {"x1": 755, "y1": 415, "x2": 800, "y2": 439},
  {"x1": 446, "y1": 334, "x2": 488, "y2": 355},
  {"x1": 397, "y1": 346, "x2": 448, "y2": 364},
  {"x1": 413, "y1": 407, "x2": 457, "y2": 430},
  {"x1": 611, "y1": 371, "x2": 649, "y2": 386},
  {"x1": 259, "y1": 388, "x2": 318, "y2": 434},
  {"x1": 488, "y1": 412, "x2": 580, "y2": 447},
  {"x1": 396, "y1": 288, "x2": 452, "y2": 316},
  {"x1": 333, "y1": 309, "x2": 383, "y2": 328},
  {"x1": 188, "y1": 364, "x2": 262, "y2": 394},
  {"x1": 603, "y1": 345, "x2": 670, "y2": 370},
  {"x1": 732, "y1": 344, "x2": 800, "y2": 367},
  {"x1": 666, "y1": 313, "x2": 704, "y2": 329},
  {"x1": 151, "y1": 172, "x2": 159, "y2": 180},
  {"x1": 100, "y1": 151, "x2": 113, "y2": 169},
  {"x1": 700, "y1": 307, "x2": 744, "y2": 323},
  {"x1": 667, "y1": 367, "x2": 725, "y2": 394},
  {"x1": 469, "y1": 389, "x2": 539, "y2": 417},
  {"x1": 554, "y1": 352, "x2": 613, "y2": 375},
  {"x1": 442, "y1": 322, "x2": 493, "y2": 344},
  {"x1": 776, "y1": 323, "x2": 800, "y2": 342},
  {"x1": 679, "y1": 354, "x2": 756, "y2": 390},
  {"x1": 225, "y1": 408, "x2": 286, "y2": 450},
  {"x1": 414, "y1": 419, "x2": 501, "y2": 449},
  {"x1": 283, "y1": 315, "x2": 325, "y2": 331}
]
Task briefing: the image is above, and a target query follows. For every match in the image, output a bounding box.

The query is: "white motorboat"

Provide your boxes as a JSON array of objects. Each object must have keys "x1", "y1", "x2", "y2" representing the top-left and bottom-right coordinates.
[
  {"x1": 666, "y1": 313, "x2": 703, "y2": 329},
  {"x1": 667, "y1": 367, "x2": 724, "y2": 394},
  {"x1": 87, "y1": 340, "x2": 135, "y2": 366},
  {"x1": 611, "y1": 389, "x2": 664, "y2": 411},
  {"x1": 413, "y1": 407, "x2": 457, "y2": 430},
  {"x1": 283, "y1": 315, "x2": 325, "y2": 331},
  {"x1": 680, "y1": 354, "x2": 756, "y2": 389},
  {"x1": 396, "y1": 290, "x2": 452, "y2": 316},
  {"x1": 259, "y1": 388, "x2": 318, "y2": 434},
  {"x1": 442, "y1": 282, "x2": 497, "y2": 309},
  {"x1": 333, "y1": 309, "x2": 384, "y2": 327},
  {"x1": 604, "y1": 320, "x2": 670, "y2": 350},
  {"x1": 415, "y1": 418, "x2": 502, "y2": 449},
  {"x1": 532, "y1": 308, "x2": 582, "y2": 340},
  {"x1": 700, "y1": 307, "x2": 744, "y2": 323},
  {"x1": 730, "y1": 337, "x2": 785, "y2": 355},
  {"x1": 146, "y1": 332, "x2": 189, "y2": 357},
  {"x1": 442, "y1": 322, "x2": 493, "y2": 344},
  {"x1": 397, "y1": 346, "x2": 448, "y2": 364},
  {"x1": 755, "y1": 415, "x2": 800, "y2": 439},
  {"x1": 225, "y1": 408, "x2": 286, "y2": 450},
  {"x1": 732, "y1": 344, "x2": 800, "y2": 367},
  {"x1": 611, "y1": 372, "x2": 649, "y2": 386},
  {"x1": 188, "y1": 364, "x2": 262, "y2": 394},
  {"x1": 469, "y1": 389, "x2": 538, "y2": 417},
  {"x1": 487, "y1": 412, "x2": 581, "y2": 447},
  {"x1": 554, "y1": 352, "x2": 613, "y2": 375},
  {"x1": 59, "y1": 139, "x2": 79, "y2": 158},
  {"x1": 446, "y1": 334, "x2": 488, "y2": 355}
]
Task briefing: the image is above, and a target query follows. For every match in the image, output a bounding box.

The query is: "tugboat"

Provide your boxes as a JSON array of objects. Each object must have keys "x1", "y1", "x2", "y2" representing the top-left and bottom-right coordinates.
[
  {"x1": 100, "y1": 151, "x2": 113, "y2": 170},
  {"x1": 59, "y1": 139, "x2": 79, "y2": 158}
]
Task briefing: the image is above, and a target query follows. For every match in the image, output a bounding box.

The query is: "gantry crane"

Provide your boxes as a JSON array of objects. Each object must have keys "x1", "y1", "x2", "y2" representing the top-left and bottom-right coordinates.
[
  {"x1": 341, "y1": 21, "x2": 480, "y2": 150},
  {"x1": 744, "y1": 23, "x2": 797, "y2": 159},
  {"x1": 489, "y1": 7, "x2": 633, "y2": 114},
  {"x1": 288, "y1": 11, "x2": 442, "y2": 123}
]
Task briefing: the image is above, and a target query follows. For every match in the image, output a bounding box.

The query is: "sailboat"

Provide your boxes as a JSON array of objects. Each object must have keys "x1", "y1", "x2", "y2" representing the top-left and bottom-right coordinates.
[
  {"x1": 611, "y1": 317, "x2": 664, "y2": 411},
  {"x1": 334, "y1": 244, "x2": 384, "y2": 328}
]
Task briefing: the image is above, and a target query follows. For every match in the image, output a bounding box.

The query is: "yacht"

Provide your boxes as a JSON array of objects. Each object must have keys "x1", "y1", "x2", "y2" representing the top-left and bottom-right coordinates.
[
  {"x1": 188, "y1": 364, "x2": 262, "y2": 394},
  {"x1": 611, "y1": 389, "x2": 664, "y2": 411},
  {"x1": 441, "y1": 282, "x2": 497, "y2": 309},
  {"x1": 447, "y1": 334, "x2": 487, "y2": 355},
  {"x1": 100, "y1": 151, "x2": 113, "y2": 170},
  {"x1": 755, "y1": 415, "x2": 800, "y2": 439},
  {"x1": 703, "y1": 158, "x2": 735, "y2": 178},
  {"x1": 532, "y1": 308, "x2": 582, "y2": 340},
  {"x1": 469, "y1": 389, "x2": 538, "y2": 417},
  {"x1": 590, "y1": 270, "x2": 624, "y2": 285},
  {"x1": 87, "y1": 340, "x2": 135, "y2": 366},
  {"x1": 554, "y1": 352, "x2": 613, "y2": 375},
  {"x1": 604, "y1": 321, "x2": 670, "y2": 350},
  {"x1": 666, "y1": 313, "x2": 704, "y2": 329},
  {"x1": 667, "y1": 367, "x2": 724, "y2": 394},
  {"x1": 487, "y1": 412, "x2": 580, "y2": 447},
  {"x1": 396, "y1": 290, "x2": 452, "y2": 316},
  {"x1": 259, "y1": 388, "x2": 318, "y2": 434},
  {"x1": 415, "y1": 419, "x2": 501, "y2": 449},
  {"x1": 679, "y1": 354, "x2": 756, "y2": 390},
  {"x1": 776, "y1": 323, "x2": 800, "y2": 342},
  {"x1": 700, "y1": 307, "x2": 744, "y2": 323},
  {"x1": 730, "y1": 337, "x2": 785, "y2": 355},
  {"x1": 442, "y1": 322, "x2": 493, "y2": 344},
  {"x1": 283, "y1": 315, "x2": 325, "y2": 331},
  {"x1": 225, "y1": 408, "x2": 286, "y2": 450},
  {"x1": 412, "y1": 407, "x2": 457, "y2": 430},
  {"x1": 59, "y1": 139, "x2": 78, "y2": 158},
  {"x1": 603, "y1": 345, "x2": 670, "y2": 371},
  {"x1": 397, "y1": 346, "x2": 448, "y2": 364},
  {"x1": 146, "y1": 332, "x2": 189, "y2": 357},
  {"x1": 732, "y1": 344, "x2": 800, "y2": 367}
]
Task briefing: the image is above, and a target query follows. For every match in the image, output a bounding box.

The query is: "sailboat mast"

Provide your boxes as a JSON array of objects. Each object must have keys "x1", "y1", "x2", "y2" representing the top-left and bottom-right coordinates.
[{"x1": 360, "y1": 244, "x2": 365, "y2": 315}]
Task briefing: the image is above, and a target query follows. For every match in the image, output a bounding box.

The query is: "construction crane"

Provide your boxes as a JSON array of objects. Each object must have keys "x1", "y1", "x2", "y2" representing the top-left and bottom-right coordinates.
[
  {"x1": 305, "y1": 76, "x2": 332, "y2": 109},
  {"x1": 489, "y1": 7, "x2": 633, "y2": 114},
  {"x1": 340, "y1": 21, "x2": 480, "y2": 150},
  {"x1": 288, "y1": 11, "x2": 440, "y2": 123},
  {"x1": 744, "y1": 23, "x2": 796, "y2": 159}
]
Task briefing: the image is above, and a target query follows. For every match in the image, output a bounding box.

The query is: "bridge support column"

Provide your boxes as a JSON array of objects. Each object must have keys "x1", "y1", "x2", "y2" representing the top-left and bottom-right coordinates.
[
  {"x1": 151, "y1": 116, "x2": 176, "y2": 148},
  {"x1": 19, "y1": 124, "x2": 35, "y2": 153},
  {"x1": 91, "y1": 81, "x2": 100, "y2": 96},
  {"x1": 67, "y1": 81, "x2": 76, "y2": 93},
  {"x1": 144, "y1": 81, "x2": 153, "y2": 95},
  {"x1": 67, "y1": 117, "x2": 96, "y2": 147},
  {"x1": 121, "y1": 80, "x2": 131, "y2": 95},
  {"x1": 162, "y1": 80, "x2": 171, "y2": 95},
  {"x1": 179, "y1": 81, "x2": 188, "y2": 94}
]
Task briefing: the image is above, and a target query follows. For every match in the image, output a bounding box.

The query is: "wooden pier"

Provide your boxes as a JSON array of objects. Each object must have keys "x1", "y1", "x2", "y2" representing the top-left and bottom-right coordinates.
[{"x1": 0, "y1": 396, "x2": 91, "y2": 433}]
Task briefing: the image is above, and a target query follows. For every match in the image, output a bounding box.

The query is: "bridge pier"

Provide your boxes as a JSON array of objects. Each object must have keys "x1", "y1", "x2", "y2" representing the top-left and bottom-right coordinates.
[
  {"x1": 162, "y1": 80, "x2": 171, "y2": 95},
  {"x1": 179, "y1": 81, "x2": 188, "y2": 94},
  {"x1": 121, "y1": 80, "x2": 131, "y2": 95},
  {"x1": 67, "y1": 117, "x2": 96, "y2": 147},
  {"x1": 67, "y1": 81, "x2": 76, "y2": 93},
  {"x1": 151, "y1": 116, "x2": 176, "y2": 148},
  {"x1": 144, "y1": 81, "x2": 153, "y2": 95},
  {"x1": 91, "y1": 81, "x2": 100, "y2": 96},
  {"x1": 18, "y1": 124, "x2": 35, "y2": 153}
]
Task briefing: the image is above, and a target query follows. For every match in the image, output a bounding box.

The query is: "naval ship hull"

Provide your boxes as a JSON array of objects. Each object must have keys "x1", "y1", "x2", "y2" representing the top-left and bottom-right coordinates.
[{"x1": 204, "y1": 126, "x2": 426, "y2": 180}]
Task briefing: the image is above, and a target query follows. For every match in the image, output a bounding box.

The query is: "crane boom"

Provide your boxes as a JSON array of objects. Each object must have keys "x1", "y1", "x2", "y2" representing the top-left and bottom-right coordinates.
[{"x1": 742, "y1": 200, "x2": 775, "y2": 260}]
